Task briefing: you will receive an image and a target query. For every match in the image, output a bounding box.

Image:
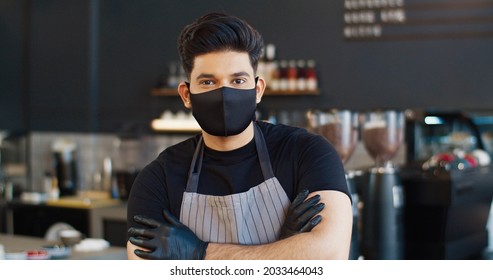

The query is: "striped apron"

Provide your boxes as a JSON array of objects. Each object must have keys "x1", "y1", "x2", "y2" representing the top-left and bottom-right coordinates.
[{"x1": 179, "y1": 124, "x2": 291, "y2": 245}]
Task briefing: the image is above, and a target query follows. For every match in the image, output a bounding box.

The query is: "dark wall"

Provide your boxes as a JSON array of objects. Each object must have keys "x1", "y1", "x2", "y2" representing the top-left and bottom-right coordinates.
[
  {"x1": 28, "y1": 0, "x2": 92, "y2": 131},
  {"x1": 0, "y1": 0, "x2": 27, "y2": 131},
  {"x1": 1, "y1": 0, "x2": 493, "y2": 132}
]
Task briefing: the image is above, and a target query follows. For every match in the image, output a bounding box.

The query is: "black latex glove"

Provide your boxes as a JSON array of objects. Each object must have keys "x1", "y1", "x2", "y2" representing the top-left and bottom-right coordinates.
[
  {"x1": 128, "y1": 209, "x2": 208, "y2": 260},
  {"x1": 279, "y1": 189, "x2": 325, "y2": 239}
]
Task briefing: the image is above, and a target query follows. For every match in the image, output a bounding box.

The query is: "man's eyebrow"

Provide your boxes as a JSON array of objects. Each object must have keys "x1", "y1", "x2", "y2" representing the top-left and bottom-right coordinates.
[
  {"x1": 231, "y1": 71, "x2": 250, "y2": 77},
  {"x1": 195, "y1": 73, "x2": 215, "y2": 81}
]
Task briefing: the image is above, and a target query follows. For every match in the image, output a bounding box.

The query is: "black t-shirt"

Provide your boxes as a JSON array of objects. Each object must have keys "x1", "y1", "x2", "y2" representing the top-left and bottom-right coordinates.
[{"x1": 127, "y1": 121, "x2": 350, "y2": 237}]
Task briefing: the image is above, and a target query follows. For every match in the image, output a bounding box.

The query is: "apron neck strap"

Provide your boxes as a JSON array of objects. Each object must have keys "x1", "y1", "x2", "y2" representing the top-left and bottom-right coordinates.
[
  {"x1": 253, "y1": 123, "x2": 275, "y2": 180},
  {"x1": 186, "y1": 136, "x2": 204, "y2": 192}
]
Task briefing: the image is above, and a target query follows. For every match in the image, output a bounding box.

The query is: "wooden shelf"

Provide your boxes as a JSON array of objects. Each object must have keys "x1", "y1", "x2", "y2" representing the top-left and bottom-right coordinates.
[
  {"x1": 151, "y1": 88, "x2": 179, "y2": 96},
  {"x1": 264, "y1": 89, "x2": 320, "y2": 96},
  {"x1": 150, "y1": 88, "x2": 320, "y2": 96}
]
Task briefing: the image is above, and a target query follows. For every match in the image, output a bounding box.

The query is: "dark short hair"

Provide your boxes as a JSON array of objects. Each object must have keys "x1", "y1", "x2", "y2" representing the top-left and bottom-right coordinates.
[{"x1": 178, "y1": 12, "x2": 264, "y2": 78}]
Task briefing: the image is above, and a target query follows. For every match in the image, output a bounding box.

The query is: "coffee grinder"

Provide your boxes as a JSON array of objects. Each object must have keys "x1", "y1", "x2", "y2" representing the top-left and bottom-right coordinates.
[
  {"x1": 360, "y1": 110, "x2": 405, "y2": 259},
  {"x1": 307, "y1": 109, "x2": 360, "y2": 259}
]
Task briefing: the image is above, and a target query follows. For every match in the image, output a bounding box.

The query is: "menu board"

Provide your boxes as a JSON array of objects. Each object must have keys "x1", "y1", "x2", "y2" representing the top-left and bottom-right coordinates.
[{"x1": 343, "y1": 0, "x2": 493, "y2": 40}]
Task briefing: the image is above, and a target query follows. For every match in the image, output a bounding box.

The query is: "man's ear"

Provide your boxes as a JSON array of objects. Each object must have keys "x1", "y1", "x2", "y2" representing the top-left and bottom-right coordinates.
[
  {"x1": 178, "y1": 82, "x2": 192, "y2": 109},
  {"x1": 255, "y1": 76, "x2": 266, "y2": 104}
]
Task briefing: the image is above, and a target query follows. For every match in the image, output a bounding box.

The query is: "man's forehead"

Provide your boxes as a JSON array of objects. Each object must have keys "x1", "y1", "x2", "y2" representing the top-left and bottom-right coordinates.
[{"x1": 190, "y1": 51, "x2": 254, "y2": 79}]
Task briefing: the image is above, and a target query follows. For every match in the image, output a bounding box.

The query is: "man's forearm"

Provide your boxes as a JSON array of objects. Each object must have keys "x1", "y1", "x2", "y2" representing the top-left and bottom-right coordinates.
[
  {"x1": 205, "y1": 233, "x2": 328, "y2": 260},
  {"x1": 205, "y1": 191, "x2": 353, "y2": 260}
]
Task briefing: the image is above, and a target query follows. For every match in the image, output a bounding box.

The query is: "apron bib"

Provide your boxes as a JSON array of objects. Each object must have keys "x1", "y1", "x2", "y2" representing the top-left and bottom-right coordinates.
[{"x1": 180, "y1": 124, "x2": 290, "y2": 245}]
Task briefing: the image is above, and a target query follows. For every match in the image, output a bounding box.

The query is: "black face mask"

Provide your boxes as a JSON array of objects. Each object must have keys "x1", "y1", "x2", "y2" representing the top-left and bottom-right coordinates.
[{"x1": 187, "y1": 82, "x2": 258, "y2": 137}]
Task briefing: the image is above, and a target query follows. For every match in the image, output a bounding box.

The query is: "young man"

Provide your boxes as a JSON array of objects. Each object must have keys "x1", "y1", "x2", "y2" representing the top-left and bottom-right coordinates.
[{"x1": 126, "y1": 12, "x2": 352, "y2": 260}]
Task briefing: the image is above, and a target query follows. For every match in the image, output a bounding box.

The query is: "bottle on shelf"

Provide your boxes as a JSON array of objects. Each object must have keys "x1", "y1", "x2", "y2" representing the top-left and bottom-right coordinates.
[
  {"x1": 177, "y1": 64, "x2": 187, "y2": 84},
  {"x1": 257, "y1": 46, "x2": 267, "y2": 83},
  {"x1": 278, "y1": 60, "x2": 289, "y2": 91},
  {"x1": 264, "y1": 44, "x2": 277, "y2": 86},
  {"x1": 268, "y1": 61, "x2": 279, "y2": 91},
  {"x1": 306, "y1": 60, "x2": 318, "y2": 91},
  {"x1": 166, "y1": 62, "x2": 179, "y2": 88},
  {"x1": 287, "y1": 60, "x2": 298, "y2": 91},
  {"x1": 296, "y1": 60, "x2": 307, "y2": 91}
]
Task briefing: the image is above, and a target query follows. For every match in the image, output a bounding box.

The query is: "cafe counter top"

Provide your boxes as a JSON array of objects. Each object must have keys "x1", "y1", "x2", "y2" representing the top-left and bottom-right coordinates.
[{"x1": 0, "y1": 233, "x2": 127, "y2": 260}]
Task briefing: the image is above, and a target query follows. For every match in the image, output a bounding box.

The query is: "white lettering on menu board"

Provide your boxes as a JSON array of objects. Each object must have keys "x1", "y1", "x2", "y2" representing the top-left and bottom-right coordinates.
[{"x1": 343, "y1": 0, "x2": 493, "y2": 41}]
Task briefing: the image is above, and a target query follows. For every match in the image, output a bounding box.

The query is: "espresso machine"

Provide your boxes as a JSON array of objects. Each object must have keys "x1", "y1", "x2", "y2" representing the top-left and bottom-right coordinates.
[
  {"x1": 307, "y1": 109, "x2": 360, "y2": 259},
  {"x1": 401, "y1": 110, "x2": 493, "y2": 259},
  {"x1": 360, "y1": 110, "x2": 405, "y2": 260},
  {"x1": 52, "y1": 139, "x2": 79, "y2": 197}
]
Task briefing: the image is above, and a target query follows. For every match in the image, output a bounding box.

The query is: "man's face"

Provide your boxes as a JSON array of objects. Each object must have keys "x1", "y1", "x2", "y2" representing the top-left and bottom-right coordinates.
[{"x1": 188, "y1": 51, "x2": 256, "y2": 94}]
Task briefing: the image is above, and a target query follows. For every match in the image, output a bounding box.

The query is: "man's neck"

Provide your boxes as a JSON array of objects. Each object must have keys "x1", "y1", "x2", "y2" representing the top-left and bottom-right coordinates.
[{"x1": 202, "y1": 122, "x2": 254, "y2": 151}]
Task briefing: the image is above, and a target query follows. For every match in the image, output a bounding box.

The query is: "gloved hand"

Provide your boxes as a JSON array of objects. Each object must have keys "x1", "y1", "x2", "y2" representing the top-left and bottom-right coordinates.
[
  {"x1": 279, "y1": 189, "x2": 325, "y2": 239},
  {"x1": 128, "y1": 209, "x2": 208, "y2": 260}
]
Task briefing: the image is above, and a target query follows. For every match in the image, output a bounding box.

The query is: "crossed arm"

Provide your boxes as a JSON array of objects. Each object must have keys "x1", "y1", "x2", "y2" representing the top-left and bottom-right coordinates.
[{"x1": 126, "y1": 190, "x2": 352, "y2": 260}]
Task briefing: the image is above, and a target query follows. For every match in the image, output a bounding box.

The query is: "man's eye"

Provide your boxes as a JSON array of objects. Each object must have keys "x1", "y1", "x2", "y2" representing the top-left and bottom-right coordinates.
[
  {"x1": 200, "y1": 80, "x2": 214, "y2": 85},
  {"x1": 233, "y1": 79, "x2": 246, "y2": 84}
]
